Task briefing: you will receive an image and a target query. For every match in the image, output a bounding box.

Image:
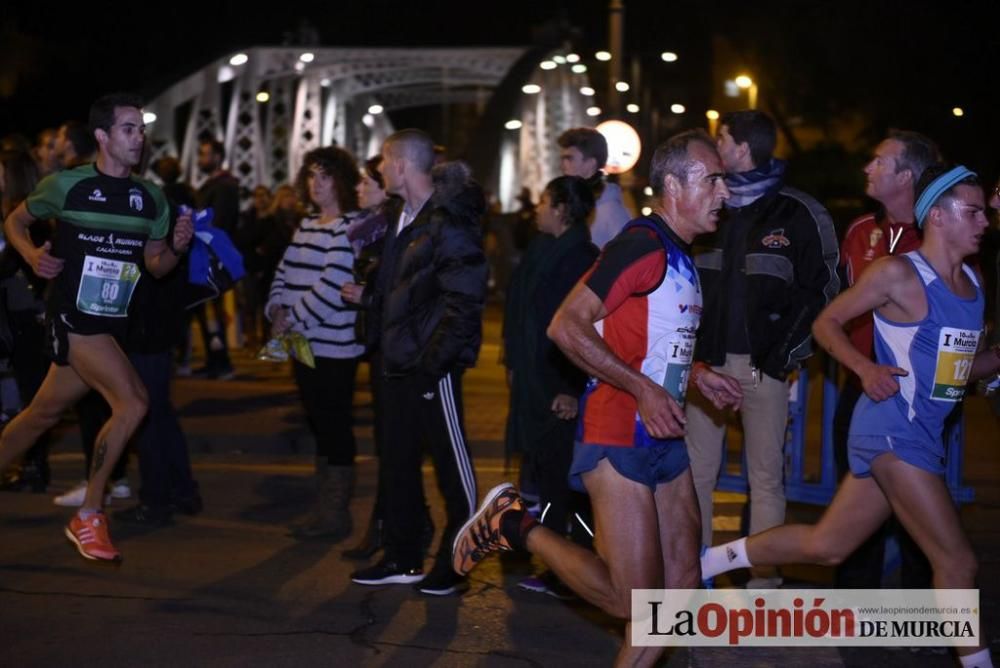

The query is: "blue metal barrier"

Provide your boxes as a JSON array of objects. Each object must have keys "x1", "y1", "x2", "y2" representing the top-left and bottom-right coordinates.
[{"x1": 713, "y1": 362, "x2": 974, "y2": 506}]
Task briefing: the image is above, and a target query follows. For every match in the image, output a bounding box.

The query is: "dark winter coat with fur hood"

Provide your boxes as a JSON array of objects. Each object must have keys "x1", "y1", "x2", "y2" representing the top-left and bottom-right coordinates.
[{"x1": 376, "y1": 161, "x2": 488, "y2": 378}]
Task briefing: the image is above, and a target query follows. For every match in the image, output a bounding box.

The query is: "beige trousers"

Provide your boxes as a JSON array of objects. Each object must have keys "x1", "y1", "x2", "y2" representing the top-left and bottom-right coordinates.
[{"x1": 685, "y1": 353, "x2": 789, "y2": 547}]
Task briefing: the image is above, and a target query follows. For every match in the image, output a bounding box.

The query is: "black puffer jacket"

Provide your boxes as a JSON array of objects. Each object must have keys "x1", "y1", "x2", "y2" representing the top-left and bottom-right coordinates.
[{"x1": 377, "y1": 162, "x2": 488, "y2": 378}]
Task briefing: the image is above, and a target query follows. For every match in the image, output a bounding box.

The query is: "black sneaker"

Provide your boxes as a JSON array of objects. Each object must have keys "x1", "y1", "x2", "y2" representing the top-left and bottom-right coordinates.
[
  {"x1": 416, "y1": 564, "x2": 467, "y2": 596},
  {"x1": 113, "y1": 503, "x2": 173, "y2": 526},
  {"x1": 351, "y1": 559, "x2": 424, "y2": 585},
  {"x1": 171, "y1": 494, "x2": 203, "y2": 516}
]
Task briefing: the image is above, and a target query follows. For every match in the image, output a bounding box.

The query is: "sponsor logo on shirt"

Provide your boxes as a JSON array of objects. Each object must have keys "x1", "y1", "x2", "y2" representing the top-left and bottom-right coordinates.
[
  {"x1": 128, "y1": 188, "x2": 144, "y2": 212},
  {"x1": 88, "y1": 188, "x2": 107, "y2": 203},
  {"x1": 761, "y1": 228, "x2": 790, "y2": 249}
]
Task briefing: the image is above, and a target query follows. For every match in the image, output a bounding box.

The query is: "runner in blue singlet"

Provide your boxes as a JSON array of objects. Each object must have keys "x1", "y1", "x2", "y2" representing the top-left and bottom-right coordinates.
[{"x1": 701, "y1": 165, "x2": 1000, "y2": 668}]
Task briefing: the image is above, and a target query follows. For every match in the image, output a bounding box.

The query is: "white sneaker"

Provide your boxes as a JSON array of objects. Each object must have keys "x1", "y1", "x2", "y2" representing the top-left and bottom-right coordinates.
[
  {"x1": 53, "y1": 480, "x2": 115, "y2": 507},
  {"x1": 109, "y1": 478, "x2": 131, "y2": 499}
]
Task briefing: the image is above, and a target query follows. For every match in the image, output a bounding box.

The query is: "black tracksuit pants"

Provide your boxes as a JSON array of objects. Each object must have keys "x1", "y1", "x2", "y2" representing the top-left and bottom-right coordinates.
[{"x1": 381, "y1": 370, "x2": 477, "y2": 570}]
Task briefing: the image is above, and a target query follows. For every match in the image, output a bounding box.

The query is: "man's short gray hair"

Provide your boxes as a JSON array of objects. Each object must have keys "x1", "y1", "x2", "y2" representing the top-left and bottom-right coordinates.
[
  {"x1": 384, "y1": 128, "x2": 436, "y2": 174},
  {"x1": 648, "y1": 129, "x2": 717, "y2": 195}
]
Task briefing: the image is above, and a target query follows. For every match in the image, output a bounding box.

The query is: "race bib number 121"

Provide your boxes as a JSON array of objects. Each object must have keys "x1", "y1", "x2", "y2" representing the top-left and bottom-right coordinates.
[{"x1": 931, "y1": 327, "x2": 980, "y2": 401}]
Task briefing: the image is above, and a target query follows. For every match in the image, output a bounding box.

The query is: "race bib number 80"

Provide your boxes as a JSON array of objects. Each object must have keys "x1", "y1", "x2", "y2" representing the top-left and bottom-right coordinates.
[
  {"x1": 75, "y1": 255, "x2": 141, "y2": 318},
  {"x1": 931, "y1": 327, "x2": 980, "y2": 401}
]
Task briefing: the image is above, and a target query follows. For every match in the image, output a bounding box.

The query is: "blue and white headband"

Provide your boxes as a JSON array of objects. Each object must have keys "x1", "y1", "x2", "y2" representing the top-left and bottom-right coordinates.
[{"x1": 913, "y1": 165, "x2": 977, "y2": 228}]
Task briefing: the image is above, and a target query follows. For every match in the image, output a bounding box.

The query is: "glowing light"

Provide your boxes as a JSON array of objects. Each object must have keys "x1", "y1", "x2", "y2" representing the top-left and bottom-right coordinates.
[
  {"x1": 256, "y1": 92, "x2": 270, "y2": 103},
  {"x1": 540, "y1": 60, "x2": 557, "y2": 70},
  {"x1": 595, "y1": 51, "x2": 612, "y2": 61},
  {"x1": 294, "y1": 62, "x2": 305, "y2": 72},
  {"x1": 521, "y1": 84, "x2": 541, "y2": 94},
  {"x1": 626, "y1": 104, "x2": 640, "y2": 113},
  {"x1": 661, "y1": 51, "x2": 678, "y2": 62},
  {"x1": 952, "y1": 107, "x2": 965, "y2": 117},
  {"x1": 615, "y1": 81, "x2": 630, "y2": 92},
  {"x1": 300, "y1": 52, "x2": 315, "y2": 63},
  {"x1": 368, "y1": 104, "x2": 384, "y2": 115},
  {"x1": 566, "y1": 53, "x2": 581, "y2": 63},
  {"x1": 217, "y1": 65, "x2": 235, "y2": 83},
  {"x1": 641, "y1": 206, "x2": 653, "y2": 216},
  {"x1": 596, "y1": 120, "x2": 642, "y2": 174},
  {"x1": 505, "y1": 120, "x2": 523, "y2": 130},
  {"x1": 670, "y1": 104, "x2": 686, "y2": 114},
  {"x1": 580, "y1": 86, "x2": 595, "y2": 96},
  {"x1": 706, "y1": 109, "x2": 720, "y2": 120},
  {"x1": 320, "y1": 78, "x2": 331, "y2": 87},
  {"x1": 571, "y1": 64, "x2": 587, "y2": 74},
  {"x1": 553, "y1": 55, "x2": 567, "y2": 64},
  {"x1": 142, "y1": 112, "x2": 157, "y2": 124},
  {"x1": 362, "y1": 114, "x2": 375, "y2": 128},
  {"x1": 643, "y1": 186, "x2": 654, "y2": 197},
  {"x1": 229, "y1": 53, "x2": 249, "y2": 66},
  {"x1": 586, "y1": 106, "x2": 602, "y2": 117},
  {"x1": 735, "y1": 74, "x2": 754, "y2": 89}
]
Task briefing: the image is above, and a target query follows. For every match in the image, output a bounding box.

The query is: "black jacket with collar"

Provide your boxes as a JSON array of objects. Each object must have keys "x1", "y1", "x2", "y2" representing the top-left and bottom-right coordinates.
[
  {"x1": 692, "y1": 186, "x2": 840, "y2": 380},
  {"x1": 376, "y1": 164, "x2": 488, "y2": 378}
]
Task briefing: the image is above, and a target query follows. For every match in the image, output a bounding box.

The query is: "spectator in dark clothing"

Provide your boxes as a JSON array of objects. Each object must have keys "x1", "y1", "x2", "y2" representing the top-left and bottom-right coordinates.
[
  {"x1": 341, "y1": 155, "x2": 413, "y2": 560},
  {"x1": 246, "y1": 184, "x2": 300, "y2": 342},
  {"x1": 114, "y1": 211, "x2": 201, "y2": 525},
  {"x1": 111, "y1": 156, "x2": 201, "y2": 523},
  {"x1": 0, "y1": 148, "x2": 49, "y2": 492},
  {"x1": 503, "y1": 176, "x2": 598, "y2": 598},
  {"x1": 346, "y1": 130, "x2": 487, "y2": 597},
  {"x1": 235, "y1": 185, "x2": 272, "y2": 347},
  {"x1": 192, "y1": 138, "x2": 240, "y2": 379}
]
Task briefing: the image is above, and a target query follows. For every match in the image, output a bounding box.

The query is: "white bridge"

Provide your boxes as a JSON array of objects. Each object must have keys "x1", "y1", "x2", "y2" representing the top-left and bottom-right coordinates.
[{"x1": 144, "y1": 45, "x2": 593, "y2": 210}]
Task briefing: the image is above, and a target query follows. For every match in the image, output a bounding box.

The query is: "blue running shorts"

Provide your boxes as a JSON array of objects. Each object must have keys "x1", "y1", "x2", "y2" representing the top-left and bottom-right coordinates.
[{"x1": 569, "y1": 439, "x2": 690, "y2": 493}]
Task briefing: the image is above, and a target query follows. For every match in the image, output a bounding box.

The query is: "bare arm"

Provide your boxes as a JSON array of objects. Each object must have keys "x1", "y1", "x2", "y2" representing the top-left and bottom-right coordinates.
[
  {"x1": 3, "y1": 202, "x2": 64, "y2": 278},
  {"x1": 970, "y1": 343, "x2": 1000, "y2": 382},
  {"x1": 548, "y1": 281, "x2": 686, "y2": 438},
  {"x1": 144, "y1": 211, "x2": 193, "y2": 278},
  {"x1": 812, "y1": 256, "x2": 910, "y2": 401}
]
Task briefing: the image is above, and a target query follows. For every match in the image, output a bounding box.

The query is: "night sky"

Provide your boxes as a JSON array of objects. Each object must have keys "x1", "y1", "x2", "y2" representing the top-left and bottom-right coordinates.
[{"x1": 3, "y1": 1, "x2": 1000, "y2": 181}]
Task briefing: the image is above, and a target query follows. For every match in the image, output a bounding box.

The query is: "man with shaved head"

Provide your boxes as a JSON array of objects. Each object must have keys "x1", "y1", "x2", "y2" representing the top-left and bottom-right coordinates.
[{"x1": 347, "y1": 129, "x2": 488, "y2": 596}]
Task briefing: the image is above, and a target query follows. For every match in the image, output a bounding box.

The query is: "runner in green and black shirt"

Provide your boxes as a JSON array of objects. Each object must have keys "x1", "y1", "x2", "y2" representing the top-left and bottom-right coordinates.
[{"x1": 0, "y1": 93, "x2": 193, "y2": 562}]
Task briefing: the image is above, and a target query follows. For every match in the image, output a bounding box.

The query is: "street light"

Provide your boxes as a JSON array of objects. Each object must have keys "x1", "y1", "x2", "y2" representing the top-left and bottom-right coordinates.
[
  {"x1": 735, "y1": 74, "x2": 758, "y2": 109},
  {"x1": 661, "y1": 51, "x2": 678, "y2": 63},
  {"x1": 706, "y1": 109, "x2": 720, "y2": 135}
]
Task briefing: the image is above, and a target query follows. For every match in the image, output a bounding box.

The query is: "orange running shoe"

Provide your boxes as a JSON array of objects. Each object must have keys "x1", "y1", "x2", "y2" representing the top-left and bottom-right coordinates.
[
  {"x1": 452, "y1": 483, "x2": 525, "y2": 576},
  {"x1": 65, "y1": 511, "x2": 122, "y2": 562}
]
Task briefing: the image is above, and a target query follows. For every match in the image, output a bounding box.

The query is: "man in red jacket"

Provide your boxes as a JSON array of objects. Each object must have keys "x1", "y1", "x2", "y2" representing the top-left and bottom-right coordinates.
[{"x1": 833, "y1": 130, "x2": 940, "y2": 588}]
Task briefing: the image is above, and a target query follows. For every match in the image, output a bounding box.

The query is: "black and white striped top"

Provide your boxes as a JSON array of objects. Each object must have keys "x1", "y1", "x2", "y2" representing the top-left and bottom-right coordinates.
[{"x1": 266, "y1": 214, "x2": 363, "y2": 360}]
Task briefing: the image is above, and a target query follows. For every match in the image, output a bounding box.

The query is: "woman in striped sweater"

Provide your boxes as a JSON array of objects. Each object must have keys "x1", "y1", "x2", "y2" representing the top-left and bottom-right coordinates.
[{"x1": 266, "y1": 146, "x2": 364, "y2": 540}]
